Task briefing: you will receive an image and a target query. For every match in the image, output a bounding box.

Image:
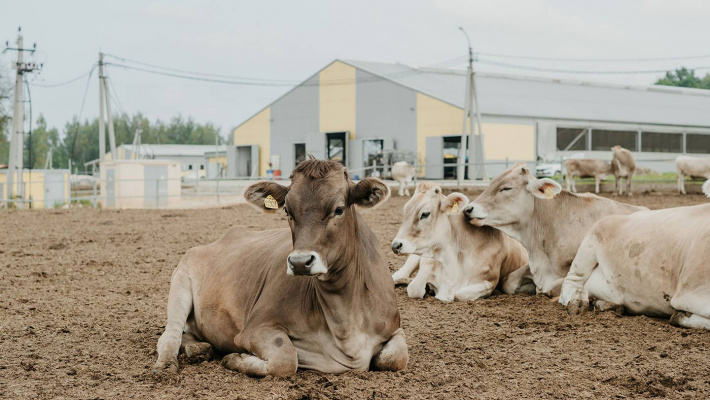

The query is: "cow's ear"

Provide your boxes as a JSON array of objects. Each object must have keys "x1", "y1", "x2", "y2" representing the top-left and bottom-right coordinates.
[
  {"x1": 528, "y1": 178, "x2": 562, "y2": 200},
  {"x1": 244, "y1": 181, "x2": 289, "y2": 212},
  {"x1": 349, "y1": 178, "x2": 390, "y2": 208},
  {"x1": 441, "y1": 192, "x2": 469, "y2": 214}
]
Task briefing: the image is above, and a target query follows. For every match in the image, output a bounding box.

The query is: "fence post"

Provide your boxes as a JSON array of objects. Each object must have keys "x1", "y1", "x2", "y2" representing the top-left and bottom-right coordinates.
[
  {"x1": 156, "y1": 178, "x2": 160, "y2": 209},
  {"x1": 506, "y1": 157, "x2": 509, "y2": 170},
  {"x1": 92, "y1": 177, "x2": 97, "y2": 208},
  {"x1": 216, "y1": 176, "x2": 220, "y2": 204}
]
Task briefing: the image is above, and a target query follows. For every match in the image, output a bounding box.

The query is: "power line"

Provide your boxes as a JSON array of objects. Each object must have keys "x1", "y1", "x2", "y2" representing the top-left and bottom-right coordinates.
[
  {"x1": 476, "y1": 59, "x2": 710, "y2": 75},
  {"x1": 30, "y1": 64, "x2": 97, "y2": 87},
  {"x1": 104, "y1": 54, "x2": 300, "y2": 83},
  {"x1": 106, "y1": 62, "x2": 296, "y2": 86},
  {"x1": 478, "y1": 52, "x2": 710, "y2": 63}
]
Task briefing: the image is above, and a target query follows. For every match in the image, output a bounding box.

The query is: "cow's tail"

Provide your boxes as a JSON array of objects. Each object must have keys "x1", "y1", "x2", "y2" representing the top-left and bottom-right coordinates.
[{"x1": 153, "y1": 258, "x2": 194, "y2": 372}]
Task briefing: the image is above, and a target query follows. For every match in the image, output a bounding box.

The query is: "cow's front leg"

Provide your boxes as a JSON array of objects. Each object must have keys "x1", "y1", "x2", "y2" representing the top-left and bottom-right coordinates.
[
  {"x1": 392, "y1": 254, "x2": 421, "y2": 285},
  {"x1": 454, "y1": 280, "x2": 495, "y2": 302},
  {"x1": 371, "y1": 328, "x2": 408, "y2": 371},
  {"x1": 222, "y1": 329, "x2": 297, "y2": 377},
  {"x1": 538, "y1": 277, "x2": 565, "y2": 297},
  {"x1": 406, "y1": 257, "x2": 435, "y2": 298}
]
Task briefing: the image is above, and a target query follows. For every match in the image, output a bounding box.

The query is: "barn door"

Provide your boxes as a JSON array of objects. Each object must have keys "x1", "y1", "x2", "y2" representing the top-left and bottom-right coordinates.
[{"x1": 44, "y1": 171, "x2": 65, "y2": 208}]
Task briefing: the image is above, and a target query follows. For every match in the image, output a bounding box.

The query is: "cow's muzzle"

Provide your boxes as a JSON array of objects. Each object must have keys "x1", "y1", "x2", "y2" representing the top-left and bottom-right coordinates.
[
  {"x1": 390, "y1": 239, "x2": 416, "y2": 255},
  {"x1": 287, "y1": 251, "x2": 327, "y2": 276},
  {"x1": 463, "y1": 204, "x2": 487, "y2": 225}
]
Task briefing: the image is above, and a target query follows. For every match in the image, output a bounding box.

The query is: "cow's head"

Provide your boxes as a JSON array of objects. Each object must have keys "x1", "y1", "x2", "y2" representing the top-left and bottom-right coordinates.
[
  {"x1": 244, "y1": 158, "x2": 389, "y2": 279},
  {"x1": 391, "y1": 182, "x2": 468, "y2": 256},
  {"x1": 463, "y1": 163, "x2": 561, "y2": 228}
]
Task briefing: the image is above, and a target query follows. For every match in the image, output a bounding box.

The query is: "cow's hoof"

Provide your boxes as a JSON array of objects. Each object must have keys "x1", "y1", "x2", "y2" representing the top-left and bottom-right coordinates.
[
  {"x1": 151, "y1": 359, "x2": 178, "y2": 374},
  {"x1": 393, "y1": 277, "x2": 413, "y2": 286},
  {"x1": 566, "y1": 297, "x2": 590, "y2": 316},
  {"x1": 669, "y1": 311, "x2": 691, "y2": 327},
  {"x1": 594, "y1": 300, "x2": 625, "y2": 316},
  {"x1": 185, "y1": 342, "x2": 213, "y2": 363}
]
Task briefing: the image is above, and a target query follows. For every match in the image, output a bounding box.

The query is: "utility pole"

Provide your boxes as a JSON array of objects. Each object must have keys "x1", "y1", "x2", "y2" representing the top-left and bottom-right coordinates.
[
  {"x1": 3, "y1": 27, "x2": 41, "y2": 206},
  {"x1": 458, "y1": 27, "x2": 487, "y2": 182},
  {"x1": 97, "y1": 52, "x2": 117, "y2": 163}
]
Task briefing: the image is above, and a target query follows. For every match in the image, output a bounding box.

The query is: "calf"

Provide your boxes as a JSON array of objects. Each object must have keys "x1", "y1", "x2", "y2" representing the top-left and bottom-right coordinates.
[
  {"x1": 676, "y1": 155, "x2": 710, "y2": 195},
  {"x1": 153, "y1": 159, "x2": 408, "y2": 376},
  {"x1": 560, "y1": 182, "x2": 710, "y2": 329},
  {"x1": 390, "y1": 161, "x2": 416, "y2": 196},
  {"x1": 390, "y1": 183, "x2": 533, "y2": 302},
  {"x1": 463, "y1": 163, "x2": 644, "y2": 297},
  {"x1": 611, "y1": 145, "x2": 635, "y2": 196},
  {"x1": 564, "y1": 159, "x2": 612, "y2": 194}
]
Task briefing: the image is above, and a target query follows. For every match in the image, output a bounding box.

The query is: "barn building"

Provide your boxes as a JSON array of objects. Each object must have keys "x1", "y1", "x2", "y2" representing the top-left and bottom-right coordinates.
[{"x1": 232, "y1": 60, "x2": 710, "y2": 178}]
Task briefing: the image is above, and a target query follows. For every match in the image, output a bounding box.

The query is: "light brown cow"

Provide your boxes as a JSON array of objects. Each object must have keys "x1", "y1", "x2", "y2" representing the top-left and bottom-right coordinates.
[
  {"x1": 390, "y1": 183, "x2": 533, "y2": 302},
  {"x1": 611, "y1": 145, "x2": 635, "y2": 196},
  {"x1": 560, "y1": 184, "x2": 710, "y2": 329},
  {"x1": 564, "y1": 159, "x2": 612, "y2": 194},
  {"x1": 152, "y1": 159, "x2": 408, "y2": 376},
  {"x1": 676, "y1": 155, "x2": 710, "y2": 195},
  {"x1": 391, "y1": 161, "x2": 416, "y2": 196},
  {"x1": 463, "y1": 163, "x2": 644, "y2": 297}
]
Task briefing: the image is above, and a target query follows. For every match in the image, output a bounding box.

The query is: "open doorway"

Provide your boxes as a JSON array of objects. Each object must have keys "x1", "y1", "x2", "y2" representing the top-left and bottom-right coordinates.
[
  {"x1": 326, "y1": 132, "x2": 347, "y2": 166},
  {"x1": 363, "y1": 139, "x2": 384, "y2": 177},
  {"x1": 443, "y1": 136, "x2": 469, "y2": 179},
  {"x1": 294, "y1": 143, "x2": 307, "y2": 167}
]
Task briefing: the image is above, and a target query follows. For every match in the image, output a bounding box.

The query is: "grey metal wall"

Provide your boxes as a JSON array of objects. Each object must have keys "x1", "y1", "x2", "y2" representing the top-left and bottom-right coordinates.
[
  {"x1": 353, "y1": 69, "x2": 417, "y2": 171},
  {"x1": 270, "y1": 75, "x2": 320, "y2": 178}
]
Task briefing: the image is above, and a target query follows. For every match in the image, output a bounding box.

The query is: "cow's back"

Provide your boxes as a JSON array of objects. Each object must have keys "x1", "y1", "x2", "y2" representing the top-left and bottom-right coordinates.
[{"x1": 677, "y1": 155, "x2": 710, "y2": 178}]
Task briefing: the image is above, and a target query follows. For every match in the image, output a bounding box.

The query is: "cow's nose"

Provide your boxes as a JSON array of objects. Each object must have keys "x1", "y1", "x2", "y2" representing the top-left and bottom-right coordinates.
[
  {"x1": 463, "y1": 204, "x2": 474, "y2": 216},
  {"x1": 391, "y1": 240, "x2": 403, "y2": 254},
  {"x1": 288, "y1": 253, "x2": 315, "y2": 271}
]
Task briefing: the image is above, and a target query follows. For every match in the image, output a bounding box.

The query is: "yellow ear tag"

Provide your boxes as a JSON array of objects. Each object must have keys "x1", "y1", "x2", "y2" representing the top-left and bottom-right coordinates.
[
  {"x1": 264, "y1": 195, "x2": 279, "y2": 210},
  {"x1": 451, "y1": 202, "x2": 459, "y2": 214},
  {"x1": 544, "y1": 186, "x2": 556, "y2": 199}
]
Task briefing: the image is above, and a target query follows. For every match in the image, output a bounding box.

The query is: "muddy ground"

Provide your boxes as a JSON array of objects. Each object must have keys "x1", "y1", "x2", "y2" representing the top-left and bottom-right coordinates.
[{"x1": 1, "y1": 190, "x2": 709, "y2": 399}]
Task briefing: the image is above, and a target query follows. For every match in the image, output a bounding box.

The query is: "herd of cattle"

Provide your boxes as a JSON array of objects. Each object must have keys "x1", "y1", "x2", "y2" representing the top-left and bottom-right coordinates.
[{"x1": 152, "y1": 156, "x2": 710, "y2": 377}]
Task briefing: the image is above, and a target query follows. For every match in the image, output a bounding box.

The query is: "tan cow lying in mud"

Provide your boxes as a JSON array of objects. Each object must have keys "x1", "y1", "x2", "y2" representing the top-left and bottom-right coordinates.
[
  {"x1": 464, "y1": 163, "x2": 644, "y2": 297},
  {"x1": 390, "y1": 183, "x2": 534, "y2": 302},
  {"x1": 153, "y1": 159, "x2": 408, "y2": 376},
  {"x1": 611, "y1": 145, "x2": 635, "y2": 196},
  {"x1": 560, "y1": 183, "x2": 710, "y2": 329},
  {"x1": 676, "y1": 155, "x2": 710, "y2": 195},
  {"x1": 391, "y1": 161, "x2": 416, "y2": 196},
  {"x1": 564, "y1": 159, "x2": 612, "y2": 194}
]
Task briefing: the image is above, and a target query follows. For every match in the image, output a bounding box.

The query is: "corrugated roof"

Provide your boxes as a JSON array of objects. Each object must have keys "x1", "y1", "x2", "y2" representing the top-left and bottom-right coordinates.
[
  {"x1": 120, "y1": 144, "x2": 226, "y2": 157},
  {"x1": 342, "y1": 59, "x2": 710, "y2": 128}
]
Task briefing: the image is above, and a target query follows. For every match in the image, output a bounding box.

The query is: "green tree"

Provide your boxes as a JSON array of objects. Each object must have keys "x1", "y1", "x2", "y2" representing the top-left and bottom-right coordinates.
[
  {"x1": 655, "y1": 67, "x2": 710, "y2": 89},
  {"x1": 0, "y1": 68, "x2": 12, "y2": 165},
  {"x1": 24, "y1": 115, "x2": 60, "y2": 169}
]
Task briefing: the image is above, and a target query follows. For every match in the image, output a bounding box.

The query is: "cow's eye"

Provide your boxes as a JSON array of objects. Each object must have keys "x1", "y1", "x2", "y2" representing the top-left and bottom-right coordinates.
[
  {"x1": 499, "y1": 187, "x2": 512, "y2": 192},
  {"x1": 420, "y1": 212, "x2": 430, "y2": 220},
  {"x1": 334, "y1": 207, "x2": 344, "y2": 216}
]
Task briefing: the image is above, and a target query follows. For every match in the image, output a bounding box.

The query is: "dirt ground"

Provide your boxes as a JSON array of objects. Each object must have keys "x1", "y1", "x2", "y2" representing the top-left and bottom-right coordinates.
[{"x1": 1, "y1": 189, "x2": 709, "y2": 399}]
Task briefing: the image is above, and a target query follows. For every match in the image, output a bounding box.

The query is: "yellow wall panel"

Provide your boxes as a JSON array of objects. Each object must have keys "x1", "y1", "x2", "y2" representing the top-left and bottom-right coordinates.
[
  {"x1": 483, "y1": 123, "x2": 535, "y2": 160},
  {"x1": 416, "y1": 93, "x2": 464, "y2": 170},
  {"x1": 319, "y1": 61, "x2": 356, "y2": 140},
  {"x1": 233, "y1": 107, "x2": 271, "y2": 176}
]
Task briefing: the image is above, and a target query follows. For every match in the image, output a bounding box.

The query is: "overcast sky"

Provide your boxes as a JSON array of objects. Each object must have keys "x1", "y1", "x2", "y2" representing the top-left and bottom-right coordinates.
[{"x1": 2, "y1": 0, "x2": 710, "y2": 139}]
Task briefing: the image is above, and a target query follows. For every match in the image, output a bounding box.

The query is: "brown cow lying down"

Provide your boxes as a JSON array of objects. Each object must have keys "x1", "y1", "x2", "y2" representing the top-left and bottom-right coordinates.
[
  {"x1": 560, "y1": 182, "x2": 710, "y2": 329},
  {"x1": 390, "y1": 183, "x2": 534, "y2": 302},
  {"x1": 153, "y1": 159, "x2": 408, "y2": 376},
  {"x1": 464, "y1": 163, "x2": 644, "y2": 297}
]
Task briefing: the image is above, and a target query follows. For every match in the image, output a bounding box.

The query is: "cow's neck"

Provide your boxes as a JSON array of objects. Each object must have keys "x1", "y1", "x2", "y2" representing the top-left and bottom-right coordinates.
[{"x1": 312, "y1": 213, "x2": 377, "y2": 329}]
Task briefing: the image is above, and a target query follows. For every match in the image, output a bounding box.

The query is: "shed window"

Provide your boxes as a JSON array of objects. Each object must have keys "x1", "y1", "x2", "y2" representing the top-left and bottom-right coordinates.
[
  {"x1": 556, "y1": 128, "x2": 588, "y2": 151},
  {"x1": 294, "y1": 143, "x2": 306, "y2": 167},
  {"x1": 591, "y1": 129, "x2": 637, "y2": 151},
  {"x1": 641, "y1": 132, "x2": 682, "y2": 153},
  {"x1": 686, "y1": 134, "x2": 710, "y2": 154}
]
